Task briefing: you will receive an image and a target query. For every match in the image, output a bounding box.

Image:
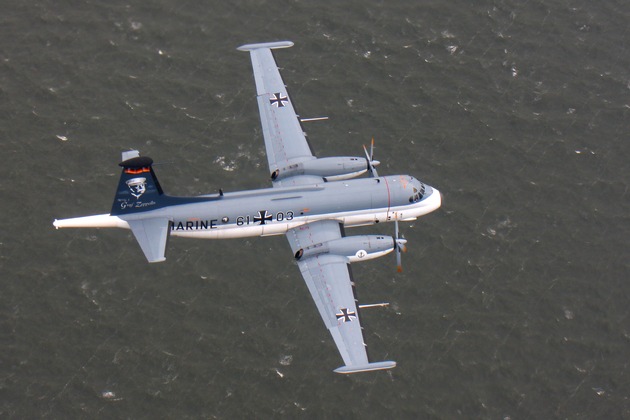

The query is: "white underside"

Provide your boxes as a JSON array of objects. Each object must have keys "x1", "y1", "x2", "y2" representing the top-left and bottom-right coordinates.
[
  {"x1": 53, "y1": 213, "x2": 130, "y2": 229},
  {"x1": 347, "y1": 248, "x2": 394, "y2": 263}
]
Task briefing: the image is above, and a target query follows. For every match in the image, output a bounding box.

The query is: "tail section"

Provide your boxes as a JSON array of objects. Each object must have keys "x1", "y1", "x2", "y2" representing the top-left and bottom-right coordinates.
[
  {"x1": 111, "y1": 152, "x2": 164, "y2": 215},
  {"x1": 55, "y1": 150, "x2": 220, "y2": 263}
]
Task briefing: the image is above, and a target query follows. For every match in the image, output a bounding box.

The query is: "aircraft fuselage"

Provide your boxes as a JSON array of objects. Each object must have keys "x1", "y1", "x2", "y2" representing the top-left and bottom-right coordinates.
[
  {"x1": 170, "y1": 174, "x2": 439, "y2": 239},
  {"x1": 54, "y1": 174, "x2": 441, "y2": 241}
]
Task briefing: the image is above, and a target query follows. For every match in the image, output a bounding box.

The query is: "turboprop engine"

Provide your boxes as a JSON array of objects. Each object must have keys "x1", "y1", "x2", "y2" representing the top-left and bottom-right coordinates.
[
  {"x1": 294, "y1": 235, "x2": 395, "y2": 263},
  {"x1": 271, "y1": 156, "x2": 379, "y2": 182}
]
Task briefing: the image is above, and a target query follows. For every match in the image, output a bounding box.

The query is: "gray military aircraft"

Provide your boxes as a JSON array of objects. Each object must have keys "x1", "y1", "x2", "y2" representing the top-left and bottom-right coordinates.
[{"x1": 53, "y1": 41, "x2": 441, "y2": 374}]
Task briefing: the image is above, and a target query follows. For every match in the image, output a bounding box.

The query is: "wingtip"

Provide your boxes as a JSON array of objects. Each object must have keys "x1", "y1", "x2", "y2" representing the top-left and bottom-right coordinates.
[
  {"x1": 334, "y1": 361, "x2": 396, "y2": 374},
  {"x1": 237, "y1": 41, "x2": 294, "y2": 51}
]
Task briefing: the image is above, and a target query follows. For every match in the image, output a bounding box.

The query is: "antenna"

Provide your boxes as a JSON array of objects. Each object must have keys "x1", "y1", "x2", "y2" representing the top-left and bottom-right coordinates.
[{"x1": 300, "y1": 116, "x2": 329, "y2": 122}]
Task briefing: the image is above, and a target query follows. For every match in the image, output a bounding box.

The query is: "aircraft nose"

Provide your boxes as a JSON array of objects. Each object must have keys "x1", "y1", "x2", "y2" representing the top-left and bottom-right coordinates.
[{"x1": 431, "y1": 187, "x2": 442, "y2": 210}]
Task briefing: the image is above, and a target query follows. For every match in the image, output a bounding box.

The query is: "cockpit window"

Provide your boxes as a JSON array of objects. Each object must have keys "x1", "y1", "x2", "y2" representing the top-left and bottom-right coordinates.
[{"x1": 409, "y1": 184, "x2": 426, "y2": 203}]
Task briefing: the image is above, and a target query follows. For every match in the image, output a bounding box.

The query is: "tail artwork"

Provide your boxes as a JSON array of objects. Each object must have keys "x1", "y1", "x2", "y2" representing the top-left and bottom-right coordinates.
[{"x1": 111, "y1": 151, "x2": 165, "y2": 216}]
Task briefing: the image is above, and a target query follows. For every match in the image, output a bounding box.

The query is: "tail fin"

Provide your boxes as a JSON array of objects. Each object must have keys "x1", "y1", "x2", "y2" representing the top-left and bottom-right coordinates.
[{"x1": 111, "y1": 151, "x2": 164, "y2": 215}]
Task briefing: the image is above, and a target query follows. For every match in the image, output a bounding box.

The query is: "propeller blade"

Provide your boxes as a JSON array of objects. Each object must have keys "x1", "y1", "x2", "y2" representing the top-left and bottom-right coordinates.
[
  {"x1": 363, "y1": 143, "x2": 371, "y2": 162},
  {"x1": 395, "y1": 220, "x2": 403, "y2": 272},
  {"x1": 363, "y1": 139, "x2": 379, "y2": 178},
  {"x1": 371, "y1": 138, "x2": 380, "y2": 167},
  {"x1": 370, "y1": 137, "x2": 375, "y2": 162}
]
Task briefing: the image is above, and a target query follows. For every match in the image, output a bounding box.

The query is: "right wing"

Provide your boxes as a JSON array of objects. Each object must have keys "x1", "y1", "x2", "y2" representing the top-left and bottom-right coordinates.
[
  {"x1": 238, "y1": 41, "x2": 322, "y2": 187},
  {"x1": 286, "y1": 220, "x2": 396, "y2": 374}
]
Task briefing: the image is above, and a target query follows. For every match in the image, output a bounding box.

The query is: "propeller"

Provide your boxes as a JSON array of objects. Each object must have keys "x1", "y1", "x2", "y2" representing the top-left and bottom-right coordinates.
[
  {"x1": 394, "y1": 220, "x2": 407, "y2": 273},
  {"x1": 363, "y1": 138, "x2": 380, "y2": 178}
]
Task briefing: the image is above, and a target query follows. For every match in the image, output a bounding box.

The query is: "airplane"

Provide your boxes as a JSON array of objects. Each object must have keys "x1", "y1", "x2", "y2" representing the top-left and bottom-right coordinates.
[{"x1": 53, "y1": 41, "x2": 442, "y2": 374}]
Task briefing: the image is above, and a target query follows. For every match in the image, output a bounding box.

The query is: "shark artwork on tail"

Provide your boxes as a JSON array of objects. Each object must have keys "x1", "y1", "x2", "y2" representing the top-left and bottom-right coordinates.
[{"x1": 54, "y1": 41, "x2": 442, "y2": 374}]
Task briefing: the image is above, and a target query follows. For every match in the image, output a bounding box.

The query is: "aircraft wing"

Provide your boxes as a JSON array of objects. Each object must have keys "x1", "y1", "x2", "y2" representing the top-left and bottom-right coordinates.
[
  {"x1": 286, "y1": 220, "x2": 396, "y2": 373},
  {"x1": 238, "y1": 41, "x2": 322, "y2": 187}
]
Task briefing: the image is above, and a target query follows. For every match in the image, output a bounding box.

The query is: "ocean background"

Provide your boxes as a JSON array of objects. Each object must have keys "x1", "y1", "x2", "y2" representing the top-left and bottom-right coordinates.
[{"x1": 1, "y1": 0, "x2": 629, "y2": 418}]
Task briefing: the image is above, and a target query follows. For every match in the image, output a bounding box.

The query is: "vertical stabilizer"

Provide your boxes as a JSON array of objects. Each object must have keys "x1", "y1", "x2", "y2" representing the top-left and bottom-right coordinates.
[{"x1": 111, "y1": 154, "x2": 164, "y2": 215}]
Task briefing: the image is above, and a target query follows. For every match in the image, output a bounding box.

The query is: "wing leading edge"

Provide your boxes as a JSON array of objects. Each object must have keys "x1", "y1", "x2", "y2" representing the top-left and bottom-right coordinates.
[{"x1": 286, "y1": 221, "x2": 396, "y2": 374}]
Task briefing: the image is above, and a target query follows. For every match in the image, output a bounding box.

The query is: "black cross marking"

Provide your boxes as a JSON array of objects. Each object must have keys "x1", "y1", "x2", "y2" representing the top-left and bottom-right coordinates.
[
  {"x1": 336, "y1": 308, "x2": 357, "y2": 323},
  {"x1": 253, "y1": 210, "x2": 273, "y2": 225},
  {"x1": 270, "y1": 92, "x2": 288, "y2": 107}
]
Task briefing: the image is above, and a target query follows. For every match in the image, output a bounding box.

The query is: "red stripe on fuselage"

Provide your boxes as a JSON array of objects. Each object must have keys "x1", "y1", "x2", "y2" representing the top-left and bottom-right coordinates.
[{"x1": 383, "y1": 177, "x2": 392, "y2": 220}]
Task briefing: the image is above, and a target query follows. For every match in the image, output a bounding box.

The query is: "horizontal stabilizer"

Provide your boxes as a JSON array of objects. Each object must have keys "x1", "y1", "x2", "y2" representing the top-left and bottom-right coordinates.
[
  {"x1": 121, "y1": 150, "x2": 140, "y2": 161},
  {"x1": 333, "y1": 361, "x2": 396, "y2": 374},
  {"x1": 127, "y1": 217, "x2": 170, "y2": 263}
]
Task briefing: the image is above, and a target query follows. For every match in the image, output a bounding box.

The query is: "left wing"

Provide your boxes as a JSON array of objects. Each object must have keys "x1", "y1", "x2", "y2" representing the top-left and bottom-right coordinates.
[
  {"x1": 238, "y1": 41, "x2": 322, "y2": 187},
  {"x1": 286, "y1": 220, "x2": 396, "y2": 374}
]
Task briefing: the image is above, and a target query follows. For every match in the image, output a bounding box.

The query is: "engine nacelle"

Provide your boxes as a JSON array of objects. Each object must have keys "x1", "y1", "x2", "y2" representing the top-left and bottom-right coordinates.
[
  {"x1": 271, "y1": 157, "x2": 368, "y2": 182},
  {"x1": 295, "y1": 235, "x2": 395, "y2": 263}
]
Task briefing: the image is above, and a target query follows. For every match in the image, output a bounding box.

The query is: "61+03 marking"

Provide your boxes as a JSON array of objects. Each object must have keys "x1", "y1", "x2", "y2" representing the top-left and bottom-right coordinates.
[{"x1": 171, "y1": 210, "x2": 294, "y2": 231}]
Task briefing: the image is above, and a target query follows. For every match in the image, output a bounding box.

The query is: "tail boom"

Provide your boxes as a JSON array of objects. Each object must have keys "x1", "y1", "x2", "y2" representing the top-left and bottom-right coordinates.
[{"x1": 53, "y1": 214, "x2": 130, "y2": 229}]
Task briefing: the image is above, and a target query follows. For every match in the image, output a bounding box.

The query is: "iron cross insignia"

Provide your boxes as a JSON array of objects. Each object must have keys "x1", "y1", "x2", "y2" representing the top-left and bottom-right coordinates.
[
  {"x1": 270, "y1": 92, "x2": 288, "y2": 107},
  {"x1": 336, "y1": 308, "x2": 357, "y2": 323},
  {"x1": 253, "y1": 210, "x2": 273, "y2": 225}
]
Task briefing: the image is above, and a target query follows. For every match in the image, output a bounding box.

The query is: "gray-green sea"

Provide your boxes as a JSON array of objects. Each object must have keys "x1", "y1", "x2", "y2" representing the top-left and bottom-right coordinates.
[{"x1": 1, "y1": 1, "x2": 629, "y2": 418}]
